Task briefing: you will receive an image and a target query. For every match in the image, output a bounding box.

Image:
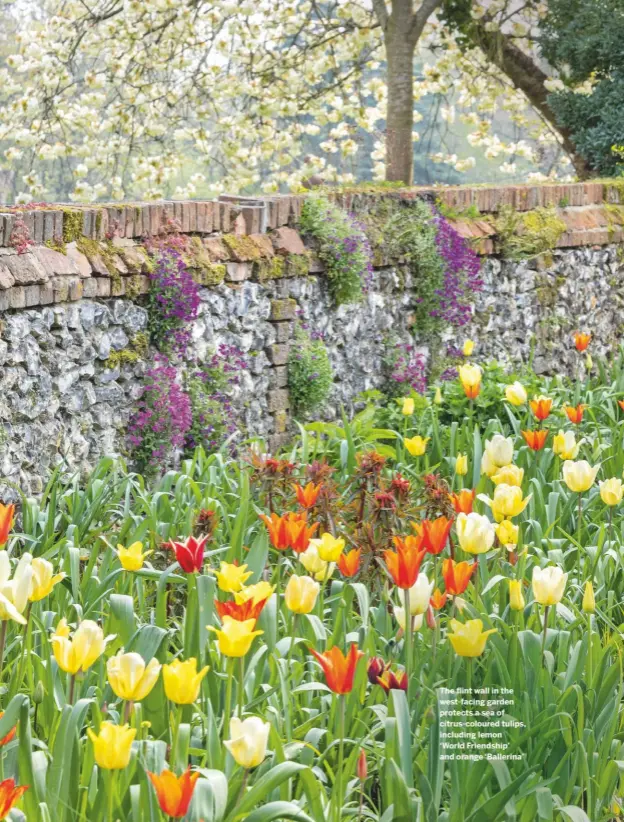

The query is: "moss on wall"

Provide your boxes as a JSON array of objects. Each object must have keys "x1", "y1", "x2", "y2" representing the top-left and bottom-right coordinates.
[
  {"x1": 494, "y1": 206, "x2": 567, "y2": 260},
  {"x1": 62, "y1": 209, "x2": 84, "y2": 243}
]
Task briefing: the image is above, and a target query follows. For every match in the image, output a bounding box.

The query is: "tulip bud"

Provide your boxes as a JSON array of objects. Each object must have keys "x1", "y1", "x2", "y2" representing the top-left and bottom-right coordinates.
[
  {"x1": 586, "y1": 354, "x2": 593, "y2": 370},
  {"x1": 508, "y1": 579, "x2": 525, "y2": 611},
  {"x1": 426, "y1": 604, "x2": 436, "y2": 630},
  {"x1": 401, "y1": 397, "x2": 414, "y2": 416},
  {"x1": 33, "y1": 681, "x2": 44, "y2": 705},
  {"x1": 434, "y1": 387, "x2": 442, "y2": 405},
  {"x1": 357, "y1": 749, "x2": 367, "y2": 781},
  {"x1": 462, "y1": 339, "x2": 474, "y2": 357},
  {"x1": 455, "y1": 453, "x2": 468, "y2": 476},
  {"x1": 582, "y1": 581, "x2": 595, "y2": 613},
  {"x1": 366, "y1": 656, "x2": 386, "y2": 685}
]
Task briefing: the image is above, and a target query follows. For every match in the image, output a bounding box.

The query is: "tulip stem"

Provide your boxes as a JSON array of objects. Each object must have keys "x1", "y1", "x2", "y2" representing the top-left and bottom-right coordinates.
[
  {"x1": 0, "y1": 620, "x2": 7, "y2": 686},
  {"x1": 335, "y1": 694, "x2": 346, "y2": 822},
  {"x1": 68, "y1": 674, "x2": 76, "y2": 706},
  {"x1": 106, "y1": 770, "x2": 117, "y2": 821},
  {"x1": 587, "y1": 612, "x2": 593, "y2": 691},
  {"x1": 403, "y1": 588, "x2": 413, "y2": 699},
  {"x1": 11, "y1": 603, "x2": 32, "y2": 700},
  {"x1": 541, "y1": 605, "x2": 550, "y2": 667},
  {"x1": 238, "y1": 657, "x2": 245, "y2": 719},
  {"x1": 170, "y1": 703, "x2": 183, "y2": 771},
  {"x1": 223, "y1": 658, "x2": 235, "y2": 741}
]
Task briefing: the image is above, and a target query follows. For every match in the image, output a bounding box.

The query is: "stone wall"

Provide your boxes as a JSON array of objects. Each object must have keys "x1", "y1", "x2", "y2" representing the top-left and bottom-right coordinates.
[{"x1": 0, "y1": 182, "x2": 623, "y2": 492}]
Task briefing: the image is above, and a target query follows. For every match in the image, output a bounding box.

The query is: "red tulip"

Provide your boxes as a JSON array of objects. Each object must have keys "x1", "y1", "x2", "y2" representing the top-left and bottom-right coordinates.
[
  {"x1": 167, "y1": 535, "x2": 209, "y2": 573},
  {"x1": 310, "y1": 643, "x2": 363, "y2": 694}
]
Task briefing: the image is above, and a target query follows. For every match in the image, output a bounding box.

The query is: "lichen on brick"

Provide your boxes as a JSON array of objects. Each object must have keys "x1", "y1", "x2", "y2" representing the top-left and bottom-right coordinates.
[
  {"x1": 285, "y1": 253, "x2": 310, "y2": 277},
  {"x1": 62, "y1": 209, "x2": 84, "y2": 243},
  {"x1": 255, "y1": 255, "x2": 285, "y2": 282},
  {"x1": 222, "y1": 233, "x2": 262, "y2": 261}
]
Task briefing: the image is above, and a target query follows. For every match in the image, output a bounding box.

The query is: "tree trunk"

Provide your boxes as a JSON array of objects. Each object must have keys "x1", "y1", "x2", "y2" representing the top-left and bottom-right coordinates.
[{"x1": 385, "y1": 26, "x2": 416, "y2": 184}]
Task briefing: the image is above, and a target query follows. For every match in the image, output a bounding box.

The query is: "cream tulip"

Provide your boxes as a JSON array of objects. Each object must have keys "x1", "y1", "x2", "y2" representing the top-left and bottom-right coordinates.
[
  {"x1": 553, "y1": 430, "x2": 580, "y2": 460},
  {"x1": 491, "y1": 464, "x2": 524, "y2": 487},
  {"x1": 481, "y1": 434, "x2": 514, "y2": 477},
  {"x1": 224, "y1": 716, "x2": 270, "y2": 769},
  {"x1": 562, "y1": 460, "x2": 599, "y2": 493},
  {"x1": 284, "y1": 574, "x2": 320, "y2": 614},
  {"x1": 505, "y1": 382, "x2": 527, "y2": 406},
  {"x1": 0, "y1": 552, "x2": 33, "y2": 624},
  {"x1": 532, "y1": 566, "x2": 567, "y2": 606},
  {"x1": 406, "y1": 573, "x2": 434, "y2": 615},
  {"x1": 394, "y1": 605, "x2": 423, "y2": 632},
  {"x1": 456, "y1": 512, "x2": 495, "y2": 555},
  {"x1": 480, "y1": 484, "x2": 531, "y2": 523}
]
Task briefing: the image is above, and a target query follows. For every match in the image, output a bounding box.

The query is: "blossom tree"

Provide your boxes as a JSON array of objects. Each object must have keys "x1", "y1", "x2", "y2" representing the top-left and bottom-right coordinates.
[{"x1": 0, "y1": 0, "x2": 605, "y2": 202}]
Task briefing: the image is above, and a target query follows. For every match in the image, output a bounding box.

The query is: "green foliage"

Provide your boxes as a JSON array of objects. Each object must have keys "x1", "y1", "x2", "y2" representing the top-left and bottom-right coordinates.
[
  {"x1": 494, "y1": 206, "x2": 566, "y2": 260},
  {"x1": 61, "y1": 208, "x2": 84, "y2": 243},
  {"x1": 287, "y1": 325, "x2": 333, "y2": 417},
  {"x1": 299, "y1": 195, "x2": 370, "y2": 305},
  {"x1": 382, "y1": 200, "x2": 446, "y2": 335},
  {"x1": 540, "y1": 0, "x2": 624, "y2": 175}
]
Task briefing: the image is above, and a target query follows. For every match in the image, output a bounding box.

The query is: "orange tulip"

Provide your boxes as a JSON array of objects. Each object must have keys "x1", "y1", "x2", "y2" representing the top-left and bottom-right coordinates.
[
  {"x1": 564, "y1": 404, "x2": 585, "y2": 424},
  {"x1": 259, "y1": 513, "x2": 290, "y2": 551},
  {"x1": 422, "y1": 516, "x2": 453, "y2": 556},
  {"x1": 293, "y1": 482, "x2": 322, "y2": 509},
  {"x1": 463, "y1": 382, "x2": 480, "y2": 400},
  {"x1": 147, "y1": 767, "x2": 199, "y2": 818},
  {"x1": 530, "y1": 397, "x2": 552, "y2": 421},
  {"x1": 522, "y1": 429, "x2": 549, "y2": 451},
  {"x1": 384, "y1": 536, "x2": 427, "y2": 588},
  {"x1": 214, "y1": 597, "x2": 268, "y2": 623},
  {"x1": 574, "y1": 332, "x2": 591, "y2": 352},
  {"x1": 286, "y1": 515, "x2": 318, "y2": 554},
  {"x1": 309, "y1": 643, "x2": 364, "y2": 694},
  {"x1": 442, "y1": 558, "x2": 477, "y2": 596},
  {"x1": 0, "y1": 504, "x2": 14, "y2": 548},
  {"x1": 337, "y1": 548, "x2": 361, "y2": 578},
  {"x1": 0, "y1": 714, "x2": 16, "y2": 748},
  {"x1": 0, "y1": 778, "x2": 27, "y2": 818},
  {"x1": 430, "y1": 588, "x2": 448, "y2": 609},
  {"x1": 619, "y1": 400, "x2": 624, "y2": 413},
  {"x1": 449, "y1": 489, "x2": 475, "y2": 515}
]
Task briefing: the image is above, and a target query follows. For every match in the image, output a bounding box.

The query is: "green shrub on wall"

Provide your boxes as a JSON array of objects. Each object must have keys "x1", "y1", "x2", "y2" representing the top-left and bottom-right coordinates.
[
  {"x1": 288, "y1": 326, "x2": 333, "y2": 417},
  {"x1": 299, "y1": 194, "x2": 373, "y2": 305}
]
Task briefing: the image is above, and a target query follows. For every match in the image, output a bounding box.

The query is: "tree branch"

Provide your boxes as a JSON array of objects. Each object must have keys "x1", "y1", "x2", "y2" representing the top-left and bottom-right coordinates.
[
  {"x1": 469, "y1": 22, "x2": 591, "y2": 177},
  {"x1": 371, "y1": 0, "x2": 388, "y2": 30},
  {"x1": 410, "y1": 0, "x2": 444, "y2": 44}
]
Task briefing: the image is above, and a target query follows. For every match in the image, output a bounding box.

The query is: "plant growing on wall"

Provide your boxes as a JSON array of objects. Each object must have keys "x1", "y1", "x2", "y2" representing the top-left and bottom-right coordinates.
[
  {"x1": 288, "y1": 325, "x2": 333, "y2": 417},
  {"x1": 127, "y1": 354, "x2": 193, "y2": 472},
  {"x1": 146, "y1": 249, "x2": 200, "y2": 354},
  {"x1": 494, "y1": 206, "x2": 567, "y2": 260},
  {"x1": 299, "y1": 194, "x2": 373, "y2": 305},
  {"x1": 184, "y1": 344, "x2": 248, "y2": 453}
]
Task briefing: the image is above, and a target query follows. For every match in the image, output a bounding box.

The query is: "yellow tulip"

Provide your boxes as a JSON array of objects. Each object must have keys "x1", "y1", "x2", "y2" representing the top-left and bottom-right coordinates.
[
  {"x1": 314, "y1": 563, "x2": 335, "y2": 582},
  {"x1": 434, "y1": 387, "x2": 443, "y2": 405},
  {"x1": 214, "y1": 562, "x2": 253, "y2": 593},
  {"x1": 496, "y1": 519, "x2": 519, "y2": 548},
  {"x1": 480, "y1": 434, "x2": 514, "y2": 477},
  {"x1": 480, "y1": 484, "x2": 531, "y2": 523},
  {"x1": 107, "y1": 651, "x2": 161, "y2": 701},
  {"x1": 208, "y1": 616, "x2": 263, "y2": 658},
  {"x1": 505, "y1": 381, "x2": 527, "y2": 406},
  {"x1": 51, "y1": 619, "x2": 111, "y2": 675},
  {"x1": 234, "y1": 581, "x2": 274, "y2": 606},
  {"x1": 162, "y1": 658, "x2": 209, "y2": 704},
  {"x1": 455, "y1": 453, "x2": 468, "y2": 476},
  {"x1": 448, "y1": 619, "x2": 496, "y2": 657},
  {"x1": 532, "y1": 566, "x2": 567, "y2": 606},
  {"x1": 600, "y1": 477, "x2": 624, "y2": 506},
  {"x1": 562, "y1": 460, "x2": 599, "y2": 493},
  {"x1": 311, "y1": 533, "x2": 345, "y2": 562},
  {"x1": 404, "y1": 436, "x2": 429, "y2": 457},
  {"x1": 462, "y1": 339, "x2": 475, "y2": 357},
  {"x1": 394, "y1": 605, "x2": 423, "y2": 632},
  {"x1": 117, "y1": 542, "x2": 152, "y2": 572},
  {"x1": 508, "y1": 579, "x2": 525, "y2": 611},
  {"x1": 582, "y1": 581, "x2": 595, "y2": 613},
  {"x1": 491, "y1": 464, "x2": 524, "y2": 487},
  {"x1": 552, "y1": 430, "x2": 580, "y2": 460},
  {"x1": 456, "y1": 512, "x2": 495, "y2": 555},
  {"x1": 401, "y1": 397, "x2": 414, "y2": 416},
  {"x1": 224, "y1": 716, "x2": 270, "y2": 768},
  {"x1": 284, "y1": 575, "x2": 320, "y2": 614},
  {"x1": 87, "y1": 722, "x2": 136, "y2": 769},
  {"x1": 28, "y1": 558, "x2": 65, "y2": 603}
]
